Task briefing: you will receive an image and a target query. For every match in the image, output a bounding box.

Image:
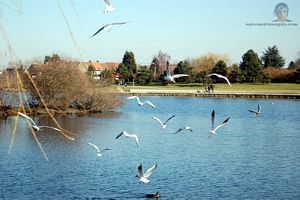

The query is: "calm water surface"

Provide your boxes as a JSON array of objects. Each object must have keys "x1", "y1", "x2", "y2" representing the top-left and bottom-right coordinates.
[{"x1": 0, "y1": 97, "x2": 300, "y2": 199}]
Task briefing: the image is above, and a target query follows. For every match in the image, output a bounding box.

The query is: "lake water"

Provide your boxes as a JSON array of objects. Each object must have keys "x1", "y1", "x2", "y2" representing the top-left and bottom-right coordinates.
[{"x1": 0, "y1": 96, "x2": 300, "y2": 199}]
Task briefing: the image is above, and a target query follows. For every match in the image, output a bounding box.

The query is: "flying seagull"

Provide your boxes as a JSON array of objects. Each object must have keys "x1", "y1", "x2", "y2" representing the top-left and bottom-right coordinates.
[
  {"x1": 127, "y1": 96, "x2": 156, "y2": 108},
  {"x1": 173, "y1": 126, "x2": 193, "y2": 134},
  {"x1": 103, "y1": 0, "x2": 116, "y2": 14},
  {"x1": 163, "y1": 61, "x2": 189, "y2": 83},
  {"x1": 88, "y1": 142, "x2": 112, "y2": 157},
  {"x1": 136, "y1": 163, "x2": 157, "y2": 184},
  {"x1": 18, "y1": 112, "x2": 62, "y2": 132},
  {"x1": 209, "y1": 110, "x2": 230, "y2": 138},
  {"x1": 248, "y1": 105, "x2": 262, "y2": 116},
  {"x1": 206, "y1": 73, "x2": 231, "y2": 86},
  {"x1": 90, "y1": 22, "x2": 129, "y2": 37},
  {"x1": 116, "y1": 130, "x2": 139, "y2": 146},
  {"x1": 151, "y1": 115, "x2": 175, "y2": 129}
]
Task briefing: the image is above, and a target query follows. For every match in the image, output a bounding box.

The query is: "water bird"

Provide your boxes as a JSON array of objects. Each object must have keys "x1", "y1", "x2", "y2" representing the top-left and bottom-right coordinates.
[
  {"x1": 103, "y1": 0, "x2": 116, "y2": 14},
  {"x1": 248, "y1": 105, "x2": 262, "y2": 116},
  {"x1": 151, "y1": 115, "x2": 175, "y2": 129},
  {"x1": 88, "y1": 142, "x2": 112, "y2": 157},
  {"x1": 206, "y1": 73, "x2": 231, "y2": 86},
  {"x1": 90, "y1": 22, "x2": 129, "y2": 37},
  {"x1": 209, "y1": 110, "x2": 230, "y2": 138},
  {"x1": 137, "y1": 163, "x2": 157, "y2": 184},
  {"x1": 145, "y1": 192, "x2": 160, "y2": 198},
  {"x1": 173, "y1": 126, "x2": 193, "y2": 134},
  {"x1": 116, "y1": 130, "x2": 139, "y2": 146},
  {"x1": 127, "y1": 96, "x2": 156, "y2": 108},
  {"x1": 163, "y1": 61, "x2": 189, "y2": 83},
  {"x1": 18, "y1": 112, "x2": 62, "y2": 132}
]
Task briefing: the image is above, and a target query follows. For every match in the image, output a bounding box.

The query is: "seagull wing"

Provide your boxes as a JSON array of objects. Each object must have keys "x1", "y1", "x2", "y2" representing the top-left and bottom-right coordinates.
[
  {"x1": 88, "y1": 142, "x2": 100, "y2": 154},
  {"x1": 258, "y1": 105, "x2": 261, "y2": 113},
  {"x1": 166, "y1": 61, "x2": 171, "y2": 77},
  {"x1": 151, "y1": 116, "x2": 164, "y2": 127},
  {"x1": 131, "y1": 135, "x2": 139, "y2": 146},
  {"x1": 115, "y1": 131, "x2": 124, "y2": 139},
  {"x1": 145, "y1": 101, "x2": 156, "y2": 108},
  {"x1": 104, "y1": 0, "x2": 111, "y2": 7},
  {"x1": 164, "y1": 115, "x2": 175, "y2": 125},
  {"x1": 172, "y1": 74, "x2": 189, "y2": 79},
  {"x1": 174, "y1": 127, "x2": 184, "y2": 134},
  {"x1": 18, "y1": 112, "x2": 38, "y2": 127},
  {"x1": 144, "y1": 163, "x2": 157, "y2": 178},
  {"x1": 90, "y1": 25, "x2": 108, "y2": 37},
  {"x1": 38, "y1": 126, "x2": 61, "y2": 132},
  {"x1": 137, "y1": 163, "x2": 144, "y2": 178},
  {"x1": 111, "y1": 22, "x2": 129, "y2": 26},
  {"x1": 211, "y1": 110, "x2": 215, "y2": 130},
  {"x1": 219, "y1": 75, "x2": 231, "y2": 86},
  {"x1": 127, "y1": 96, "x2": 141, "y2": 104},
  {"x1": 214, "y1": 117, "x2": 230, "y2": 132},
  {"x1": 248, "y1": 109, "x2": 258, "y2": 114},
  {"x1": 101, "y1": 148, "x2": 112, "y2": 153}
]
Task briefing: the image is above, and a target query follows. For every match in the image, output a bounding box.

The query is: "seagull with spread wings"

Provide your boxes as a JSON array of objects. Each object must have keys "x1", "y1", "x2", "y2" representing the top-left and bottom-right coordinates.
[
  {"x1": 248, "y1": 104, "x2": 262, "y2": 116},
  {"x1": 103, "y1": 0, "x2": 116, "y2": 14},
  {"x1": 18, "y1": 112, "x2": 62, "y2": 132},
  {"x1": 173, "y1": 126, "x2": 193, "y2": 134},
  {"x1": 163, "y1": 61, "x2": 189, "y2": 83},
  {"x1": 127, "y1": 96, "x2": 156, "y2": 108},
  {"x1": 206, "y1": 73, "x2": 231, "y2": 86},
  {"x1": 90, "y1": 21, "x2": 129, "y2": 37},
  {"x1": 136, "y1": 163, "x2": 157, "y2": 184},
  {"x1": 116, "y1": 130, "x2": 139, "y2": 146},
  {"x1": 151, "y1": 115, "x2": 175, "y2": 129},
  {"x1": 209, "y1": 110, "x2": 230, "y2": 138},
  {"x1": 88, "y1": 142, "x2": 112, "y2": 157}
]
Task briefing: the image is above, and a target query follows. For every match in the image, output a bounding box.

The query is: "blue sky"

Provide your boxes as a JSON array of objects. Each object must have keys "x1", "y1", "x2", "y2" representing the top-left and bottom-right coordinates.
[{"x1": 0, "y1": 0, "x2": 300, "y2": 68}]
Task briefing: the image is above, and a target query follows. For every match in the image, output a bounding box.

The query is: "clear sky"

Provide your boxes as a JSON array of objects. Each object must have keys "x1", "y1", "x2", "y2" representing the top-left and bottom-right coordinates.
[{"x1": 0, "y1": 0, "x2": 300, "y2": 68}]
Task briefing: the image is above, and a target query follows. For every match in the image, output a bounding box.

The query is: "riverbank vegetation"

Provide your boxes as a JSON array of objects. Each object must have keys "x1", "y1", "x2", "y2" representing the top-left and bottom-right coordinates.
[{"x1": 0, "y1": 56, "x2": 121, "y2": 117}]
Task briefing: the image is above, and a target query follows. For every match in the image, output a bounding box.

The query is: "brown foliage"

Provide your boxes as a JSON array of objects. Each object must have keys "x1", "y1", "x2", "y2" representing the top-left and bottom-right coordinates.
[
  {"x1": 22, "y1": 60, "x2": 121, "y2": 112},
  {"x1": 191, "y1": 53, "x2": 230, "y2": 73},
  {"x1": 264, "y1": 67, "x2": 295, "y2": 83}
]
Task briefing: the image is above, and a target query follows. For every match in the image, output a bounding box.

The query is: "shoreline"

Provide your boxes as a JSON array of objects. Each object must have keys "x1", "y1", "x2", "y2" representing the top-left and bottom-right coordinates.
[{"x1": 119, "y1": 89, "x2": 300, "y2": 99}]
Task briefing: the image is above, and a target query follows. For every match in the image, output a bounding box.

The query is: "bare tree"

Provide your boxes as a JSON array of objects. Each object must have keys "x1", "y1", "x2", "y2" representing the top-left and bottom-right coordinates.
[{"x1": 154, "y1": 50, "x2": 171, "y2": 77}]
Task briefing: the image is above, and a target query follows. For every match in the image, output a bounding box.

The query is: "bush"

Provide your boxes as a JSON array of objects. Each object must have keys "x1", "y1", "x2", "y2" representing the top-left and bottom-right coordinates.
[
  {"x1": 265, "y1": 67, "x2": 295, "y2": 83},
  {"x1": 22, "y1": 60, "x2": 121, "y2": 112}
]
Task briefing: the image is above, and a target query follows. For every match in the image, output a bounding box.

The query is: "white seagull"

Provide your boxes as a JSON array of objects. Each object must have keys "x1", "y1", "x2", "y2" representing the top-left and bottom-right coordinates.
[
  {"x1": 206, "y1": 73, "x2": 231, "y2": 86},
  {"x1": 163, "y1": 61, "x2": 189, "y2": 83},
  {"x1": 103, "y1": 0, "x2": 116, "y2": 14},
  {"x1": 151, "y1": 115, "x2": 175, "y2": 129},
  {"x1": 209, "y1": 110, "x2": 230, "y2": 138},
  {"x1": 248, "y1": 104, "x2": 262, "y2": 116},
  {"x1": 90, "y1": 22, "x2": 129, "y2": 37},
  {"x1": 173, "y1": 126, "x2": 193, "y2": 134},
  {"x1": 127, "y1": 96, "x2": 156, "y2": 109},
  {"x1": 18, "y1": 112, "x2": 62, "y2": 132},
  {"x1": 136, "y1": 163, "x2": 157, "y2": 184},
  {"x1": 88, "y1": 142, "x2": 112, "y2": 157},
  {"x1": 116, "y1": 130, "x2": 139, "y2": 146}
]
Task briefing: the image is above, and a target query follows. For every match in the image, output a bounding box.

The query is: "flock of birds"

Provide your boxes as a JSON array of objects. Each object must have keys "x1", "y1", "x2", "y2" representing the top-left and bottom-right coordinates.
[
  {"x1": 11, "y1": 1, "x2": 258, "y2": 198},
  {"x1": 16, "y1": 96, "x2": 262, "y2": 197}
]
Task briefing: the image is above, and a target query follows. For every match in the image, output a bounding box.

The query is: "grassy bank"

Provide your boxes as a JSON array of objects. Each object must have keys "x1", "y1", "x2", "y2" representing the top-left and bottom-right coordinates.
[{"x1": 109, "y1": 83, "x2": 300, "y2": 94}]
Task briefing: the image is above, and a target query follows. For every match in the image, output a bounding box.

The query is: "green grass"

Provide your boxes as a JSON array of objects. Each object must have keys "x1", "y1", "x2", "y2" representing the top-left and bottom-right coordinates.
[{"x1": 109, "y1": 83, "x2": 300, "y2": 94}]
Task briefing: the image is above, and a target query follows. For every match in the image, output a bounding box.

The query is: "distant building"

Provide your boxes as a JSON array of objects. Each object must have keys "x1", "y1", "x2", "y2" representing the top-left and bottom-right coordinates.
[{"x1": 78, "y1": 61, "x2": 119, "y2": 79}]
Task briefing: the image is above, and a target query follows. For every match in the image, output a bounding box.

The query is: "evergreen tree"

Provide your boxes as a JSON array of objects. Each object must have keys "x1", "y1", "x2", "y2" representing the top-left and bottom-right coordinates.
[
  {"x1": 240, "y1": 49, "x2": 264, "y2": 82},
  {"x1": 229, "y1": 64, "x2": 244, "y2": 83},
  {"x1": 174, "y1": 60, "x2": 194, "y2": 83},
  {"x1": 261, "y1": 45, "x2": 285, "y2": 68},
  {"x1": 212, "y1": 60, "x2": 227, "y2": 76},
  {"x1": 118, "y1": 51, "x2": 137, "y2": 82}
]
